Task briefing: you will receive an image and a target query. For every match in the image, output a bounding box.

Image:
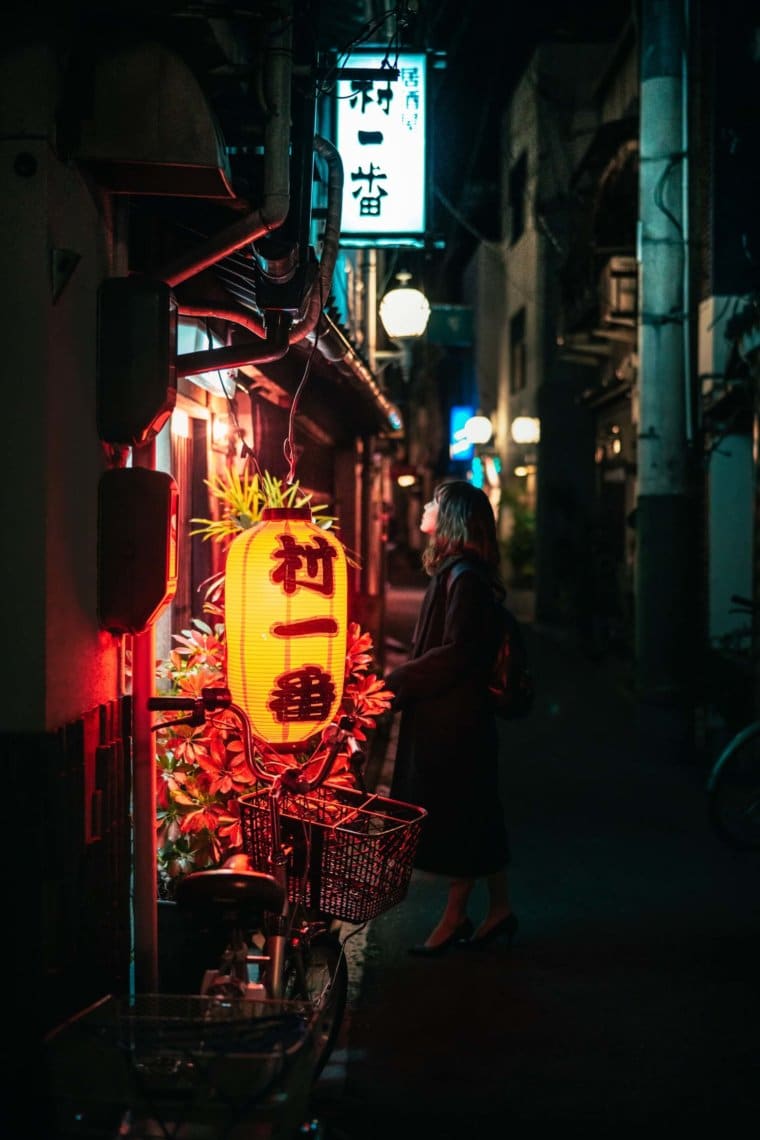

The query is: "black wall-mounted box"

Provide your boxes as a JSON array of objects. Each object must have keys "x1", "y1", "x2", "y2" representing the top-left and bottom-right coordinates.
[
  {"x1": 97, "y1": 277, "x2": 177, "y2": 447},
  {"x1": 98, "y1": 467, "x2": 179, "y2": 634}
]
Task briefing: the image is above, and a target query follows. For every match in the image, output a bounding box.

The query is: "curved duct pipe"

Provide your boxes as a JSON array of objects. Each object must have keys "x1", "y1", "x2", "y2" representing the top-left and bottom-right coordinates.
[
  {"x1": 176, "y1": 309, "x2": 291, "y2": 378},
  {"x1": 158, "y1": 0, "x2": 294, "y2": 289},
  {"x1": 176, "y1": 135, "x2": 345, "y2": 378},
  {"x1": 287, "y1": 135, "x2": 344, "y2": 344},
  {"x1": 176, "y1": 297, "x2": 402, "y2": 431},
  {"x1": 176, "y1": 134, "x2": 344, "y2": 348},
  {"x1": 176, "y1": 302, "x2": 269, "y2": 336}
]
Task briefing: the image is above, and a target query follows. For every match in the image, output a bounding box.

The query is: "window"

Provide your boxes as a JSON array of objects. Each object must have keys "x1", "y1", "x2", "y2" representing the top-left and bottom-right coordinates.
[
  {"x1": 509, "y1": 152, "x2": 527, "y2": 245},
  {"x1": 509, "y1": 308, "x2": 526, "y2": 394}
]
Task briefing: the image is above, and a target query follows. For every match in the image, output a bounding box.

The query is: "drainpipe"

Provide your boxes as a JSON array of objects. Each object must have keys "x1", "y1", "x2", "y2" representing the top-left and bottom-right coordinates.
[
  {"x1": 153, "y1": 0, "x2": 342, "y2": 354},
  {"x1": 158, "y1": 0, "x2": 294, "y2": 290},
  {"x1": 681, "y1": 3, "x2": 693, "y2": 445},
  {"x1": 177, "y1": 296, "x2": 402, "y2": 429},
  {"x1": 176, "y1": 310, "x2": 291, "y2": 377},
  {"x1": 309, "y1": 311, "x2": 403, "y2": 432},
  {"x1": 173, "y1": 136, "x2": 345, "y2": 379},
  {"x1": 132, "y1": 440, "x2": 158, "y2": 994},
  {"x1": 289, "y1": 135, "x2": 344, "y2": 343},
  {"x1": 365, "y1": 247, "x2": 379, "y2": 374}
]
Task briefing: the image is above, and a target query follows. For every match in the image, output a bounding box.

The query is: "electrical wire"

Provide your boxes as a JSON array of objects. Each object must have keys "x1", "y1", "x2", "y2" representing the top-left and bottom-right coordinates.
[
  {"x1": 283, "y1": 282, "x2": 326, "y2": 485},
  {"x1": 434, "y1": 186, "x2": 536, "y2": 303},
  {"x1": 206, "y1": 319, "x2": 262, "y2": 476},
  {"x1": 317, "y1": 6, "x2": 403, "y2": 97},
  {"x1": 653, "y1": 153, "x2": 685, "y2": 236}
]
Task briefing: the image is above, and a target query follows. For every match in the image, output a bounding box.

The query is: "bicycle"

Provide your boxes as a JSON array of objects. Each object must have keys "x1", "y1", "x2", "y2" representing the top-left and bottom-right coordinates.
[
  {"x1": 45, "y1": 686, "x2": 427, "y2": 1138},
  {"x1": 706, "y1": 595, "x2": 760, "y2": 851}
]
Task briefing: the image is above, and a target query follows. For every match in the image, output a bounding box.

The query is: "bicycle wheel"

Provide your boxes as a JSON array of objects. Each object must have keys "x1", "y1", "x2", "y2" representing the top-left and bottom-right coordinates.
[
  {"x1": 284, "y1": 931, "x2": 348, "y2": 1079},
  {"x1": 707, "y1": 721, "x2": 760, "y2": 850}
]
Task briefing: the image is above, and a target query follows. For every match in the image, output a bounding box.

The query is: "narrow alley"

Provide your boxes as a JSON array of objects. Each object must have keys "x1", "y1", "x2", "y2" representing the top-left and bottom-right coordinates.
[{"x1": 312, "y1": 575, "x2": 760, "y2": 1133}]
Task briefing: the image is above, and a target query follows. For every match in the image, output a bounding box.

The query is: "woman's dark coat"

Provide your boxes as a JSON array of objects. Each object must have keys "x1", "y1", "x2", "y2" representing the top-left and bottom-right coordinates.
[{"x1": 385, "y1": 555, "x2": 510, "y2": 877}]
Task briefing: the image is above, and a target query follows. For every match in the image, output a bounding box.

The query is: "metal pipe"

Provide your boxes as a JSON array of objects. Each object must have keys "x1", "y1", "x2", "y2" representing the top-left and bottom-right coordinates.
[
  {"x1": 177, "y1": 311, "x2": 291, "y2": 376},
  {"x1": 366, "y1": 248, "x2": 378, "y2": 373},
  {"x1": 307, "y1": 310, "x2": 403, "y2": 432},
  {"x1": 176, "y1": 133, "x2": 343, "y2": 351},
  {"x1": 681, "y1": 0, "x2": 694, "y2": 443},
  {"x1": 158, "y1": 0, "x2": 294, "y2": 289},
  {"x1": 131, "y1": 440, "x2": 158, "y2": 994},
  {"x1": 174, "y1": 297, "x2": 402, "y2": 431},
  {"x1": 177, "y1": 302, "x2": 266, "y2": 338},
  {"x1": 289, "y1": 135, "x2": 344, "y2": 344}
]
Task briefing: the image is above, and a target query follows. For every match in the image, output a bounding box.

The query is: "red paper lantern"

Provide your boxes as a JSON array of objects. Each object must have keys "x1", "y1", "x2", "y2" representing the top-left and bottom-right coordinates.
[{"x1": 224, "y1": 506, "x2": 348, "y2": 747}]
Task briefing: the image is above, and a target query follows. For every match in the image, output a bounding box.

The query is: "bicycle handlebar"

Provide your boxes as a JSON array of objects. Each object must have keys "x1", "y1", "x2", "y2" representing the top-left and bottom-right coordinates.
[
  {"x1": 148, "y1": 689, "x2": 362, "y2": 791},
  {"x1": 278, "y1": 716, "x2": 358, "y2": 795},
  {"x1": 147, "y1": 689, "x2": 233, "y2": 712},
  {"x1": 147, "y1": 696, "x2": 198, "y2": 711}
]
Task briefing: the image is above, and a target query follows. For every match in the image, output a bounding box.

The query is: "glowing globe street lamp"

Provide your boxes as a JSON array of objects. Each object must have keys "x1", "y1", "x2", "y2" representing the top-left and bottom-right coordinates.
[
  {"x1": 377, "y1": 271, "x2": 431, "y2": 382},
  {"x1": 511, "y1": 416, "x2": 541, "y2": 444},
  {"x1": 379, "y1": 271, "x2": 431, "y2": 339}
]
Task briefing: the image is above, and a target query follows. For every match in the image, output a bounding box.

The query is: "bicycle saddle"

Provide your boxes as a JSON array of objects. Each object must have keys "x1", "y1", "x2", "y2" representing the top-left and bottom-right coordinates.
[{"x1": 176, "y1": 866, "x2": 285, "y2": 916}]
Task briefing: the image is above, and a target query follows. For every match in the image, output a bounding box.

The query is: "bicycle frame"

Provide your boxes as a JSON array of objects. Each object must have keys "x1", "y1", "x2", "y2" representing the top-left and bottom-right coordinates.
[
  {"x1": 705, "y1": 594, "x2": 760, "y2": 851},
  {"x1": 148, "y1": 687, "x2": 360, "y2": 1025},
  {"x1": 706, "y1": 718, "x2": 760, "y2": 851},
  {"x1": 44, "y1": 688, "x2": 423, "y2": 1138}
]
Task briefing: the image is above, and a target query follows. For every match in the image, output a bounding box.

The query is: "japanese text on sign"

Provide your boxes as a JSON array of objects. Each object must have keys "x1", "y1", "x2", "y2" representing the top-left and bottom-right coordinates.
[{"x1": 336, "y1": 52, "x2": 427, "y2": 239}]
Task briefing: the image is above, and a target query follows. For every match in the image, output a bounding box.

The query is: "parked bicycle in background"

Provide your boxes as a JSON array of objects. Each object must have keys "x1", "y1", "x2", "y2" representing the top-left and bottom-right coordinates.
[{"x1": 706, "y1": 595, "x2": 760, "y2": 851}]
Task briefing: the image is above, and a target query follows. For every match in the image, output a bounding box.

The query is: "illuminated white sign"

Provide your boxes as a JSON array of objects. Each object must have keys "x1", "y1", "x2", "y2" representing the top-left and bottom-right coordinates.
[{"x1": 336, "y1": 52, "x2": 426, "y2": 242}]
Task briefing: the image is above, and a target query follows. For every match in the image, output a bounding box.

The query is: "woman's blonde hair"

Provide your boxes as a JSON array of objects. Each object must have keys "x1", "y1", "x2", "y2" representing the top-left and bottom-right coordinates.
[{"x1": 422, "y1": 479, "x2": 501, "y2": 577}]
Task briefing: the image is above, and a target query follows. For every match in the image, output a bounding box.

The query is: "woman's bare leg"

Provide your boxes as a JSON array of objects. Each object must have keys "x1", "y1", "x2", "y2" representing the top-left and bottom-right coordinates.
[
  {"x1": 473, "y1": 868, "x2": 512, "y2": 939},
  {"x1": 421, "y1": 876, "x2": 475, "y2": 948}
]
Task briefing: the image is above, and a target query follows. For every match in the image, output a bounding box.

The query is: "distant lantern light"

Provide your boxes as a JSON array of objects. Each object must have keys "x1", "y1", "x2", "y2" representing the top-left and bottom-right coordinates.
[
  {"x1": 379, "y1": 271, "x2": 431, "y2": 340},
  {"x1": 393, "y1": 463, "x2": 417, "y2": 488},
  {"x1": 483, "y1": 455, "x2": 501, "y2": 487},
  {"x1": 464, "y1": 414, "x2": 493, "y2": 445},
  {"x1": 211, "y1": 414, "x2": 232, "y2": 451},
  {"x1": 511, "y1": 416, "x2": 541, "y2": 445},
  {"x1": 171, "y1": 409, "x2": 190, "y2": 439},
  {"x1": 224, "y1": 506, "x2": 348, "y2": 748}
]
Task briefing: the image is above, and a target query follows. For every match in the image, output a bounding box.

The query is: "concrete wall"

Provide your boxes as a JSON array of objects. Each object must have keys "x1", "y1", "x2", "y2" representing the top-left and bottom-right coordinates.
[{"x1": 0, "y1": 43, "x2": 120, "y2": 733}]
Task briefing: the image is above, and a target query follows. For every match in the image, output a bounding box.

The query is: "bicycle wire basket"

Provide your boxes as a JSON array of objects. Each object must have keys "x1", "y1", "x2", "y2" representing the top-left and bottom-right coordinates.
[
  {"x1": 44, "y1": 992, "x2": 315, "y2": 1138},
  {"x1": 239, "y1": 784, "x2": 427, "y2": 924}
]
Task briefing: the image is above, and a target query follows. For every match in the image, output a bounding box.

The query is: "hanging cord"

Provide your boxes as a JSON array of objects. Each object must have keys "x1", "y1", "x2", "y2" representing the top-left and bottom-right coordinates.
[
  {"x1": 209, "y1": 320, "x2": 262, "y2": 478},
  {"x1": 283, "y1": 281, "x2": 326, "y2": 485},
  {"x1": 317, "y1": 5, "x2": 403, "y2": 96}
]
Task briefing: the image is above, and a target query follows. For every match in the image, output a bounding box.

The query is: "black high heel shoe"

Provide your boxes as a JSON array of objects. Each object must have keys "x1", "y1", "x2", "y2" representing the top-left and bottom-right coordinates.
[
  {"x1": 408, "y1": 917, "x2": 473, "y2": 957},
  {"x1": 459, "y1": 912, "x2": 518, "y2": 948}
]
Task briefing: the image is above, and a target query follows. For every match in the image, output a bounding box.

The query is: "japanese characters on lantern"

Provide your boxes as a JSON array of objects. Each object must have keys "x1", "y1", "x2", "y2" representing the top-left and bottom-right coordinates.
[{"x1": 224, "y1": 506, "x2": 348, "y2": 747}]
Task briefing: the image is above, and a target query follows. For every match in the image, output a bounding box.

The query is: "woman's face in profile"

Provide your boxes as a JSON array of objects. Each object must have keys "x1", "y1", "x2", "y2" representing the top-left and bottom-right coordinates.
[{"x1": 420, "y1": 496, "x2": 439, "y2": 536}]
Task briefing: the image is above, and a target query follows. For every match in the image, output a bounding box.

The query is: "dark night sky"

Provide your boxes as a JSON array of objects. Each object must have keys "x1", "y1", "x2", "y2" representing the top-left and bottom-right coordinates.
[
  {"x1": 429, "y1": 0, "x2": 633, "y2": 166},
  {"x1": 410, "y1": 0, "x2": 634, "y2": 296},
  {"x1": 6, "y1": 0, "x2": 634, "y2": 298}
]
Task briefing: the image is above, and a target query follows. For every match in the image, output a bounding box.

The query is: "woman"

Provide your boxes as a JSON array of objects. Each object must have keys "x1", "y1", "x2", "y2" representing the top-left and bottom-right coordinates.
[{"x1": 385, "y1": 479, "x2": 518, "y2": 956}]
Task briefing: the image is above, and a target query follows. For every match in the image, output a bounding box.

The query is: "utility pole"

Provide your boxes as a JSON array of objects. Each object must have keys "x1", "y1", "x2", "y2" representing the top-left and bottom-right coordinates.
[{"x1": 636, "y1": 0, "x2": 694, "y2": 756}]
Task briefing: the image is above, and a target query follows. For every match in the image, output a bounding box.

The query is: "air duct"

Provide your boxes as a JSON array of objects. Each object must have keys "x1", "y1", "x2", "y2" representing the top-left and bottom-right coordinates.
[{"x1": 75, "y1": 41, "x2": 235, "y2": 199}]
